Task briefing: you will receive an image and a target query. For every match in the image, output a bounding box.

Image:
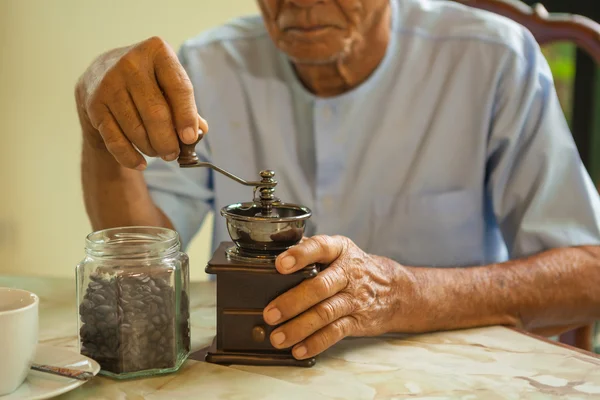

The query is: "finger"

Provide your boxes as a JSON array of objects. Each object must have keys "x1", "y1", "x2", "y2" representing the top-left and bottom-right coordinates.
[
  {"x1": 275, "y1": 235, "x2": 347, "y2": 274},
  {"x1": 94, "y1": 107, "x2": 146, "y2": 170},
  {"x1": 292, "y1": 316, "x2": 357, "y2": 360},
  {"x1": 270, "y1": 293, "x2": 354, "y2": 349},
  {"x1": 198, "y1": 114, "x2": 209, "y2": 135},
  {"x1": 153, "y1": 45, "x2": 207, "y2": 144},
  {"x1": 263, "y1": 266, "x2": 348, "y2": 325},
  {"x1": 127, "y1": 70, "x2": 179, "y2": 160},
  {"x1": 108, "y1": 88, "x2": 156, "y2": 157}
]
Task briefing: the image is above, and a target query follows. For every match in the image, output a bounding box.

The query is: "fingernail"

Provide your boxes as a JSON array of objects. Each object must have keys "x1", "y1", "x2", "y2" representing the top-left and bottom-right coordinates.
[
  {"x1": 182, "y1": 127, "x2": 197, "y2": 143},
  {"x1": 294, "y1": 345, "x2": 307, "y2": 358},
  {"x1": 272, "y1": 332, "x2": 285, "y2": 346},
  {"x1": 162, "y1": 152, "x2": 178, "y2": 162},
  {"x1": 265, "y1": 307, "x2": 281, "y2": 324},
  {"x1": 280, "y1": 256, "x2": 296, "y2": 271}
]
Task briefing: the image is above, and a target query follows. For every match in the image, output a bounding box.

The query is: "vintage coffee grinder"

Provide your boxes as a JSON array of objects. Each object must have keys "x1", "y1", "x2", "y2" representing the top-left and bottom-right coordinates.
[{"x1": 178, "y1": 138, "x2": 318, "y2": 367}]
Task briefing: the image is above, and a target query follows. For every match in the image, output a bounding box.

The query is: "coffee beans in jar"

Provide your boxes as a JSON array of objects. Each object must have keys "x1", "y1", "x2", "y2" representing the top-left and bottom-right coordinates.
[{"x1": 76, "y1": 227, "x2": 191, "y2": 379}]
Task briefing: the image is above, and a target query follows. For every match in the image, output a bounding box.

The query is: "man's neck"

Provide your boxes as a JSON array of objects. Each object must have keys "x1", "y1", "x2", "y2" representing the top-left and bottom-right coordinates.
[{"x1": 292, "y1": 5, "x2": 392, "y2": 98}]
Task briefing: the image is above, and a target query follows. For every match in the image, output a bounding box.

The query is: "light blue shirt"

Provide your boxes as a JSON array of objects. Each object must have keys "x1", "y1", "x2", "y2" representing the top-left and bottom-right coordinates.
[{"x1": 143, "y1": 0, "x2": 600, "y2": 268}]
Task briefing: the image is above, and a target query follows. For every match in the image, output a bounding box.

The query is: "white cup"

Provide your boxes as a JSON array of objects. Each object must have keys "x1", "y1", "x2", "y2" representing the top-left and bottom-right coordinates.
[{"x1": 0, "y1": 288, "x2": 39, "y2": 396}]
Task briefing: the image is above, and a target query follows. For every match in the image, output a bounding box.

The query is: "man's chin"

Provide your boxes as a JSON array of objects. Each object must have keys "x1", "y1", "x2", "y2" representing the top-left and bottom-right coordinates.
[{"x1": 287, "y1": 53, "x2": 341, "y2": 65}]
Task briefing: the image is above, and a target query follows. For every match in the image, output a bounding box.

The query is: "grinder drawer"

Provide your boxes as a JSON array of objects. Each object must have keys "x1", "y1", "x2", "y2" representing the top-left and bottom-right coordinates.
[
  {"x1": 219, "y1": 309, "x2": 288, "y2": 352},
  {"x1": 216, "y1": 271, "x2": 313, "y2": 309}
]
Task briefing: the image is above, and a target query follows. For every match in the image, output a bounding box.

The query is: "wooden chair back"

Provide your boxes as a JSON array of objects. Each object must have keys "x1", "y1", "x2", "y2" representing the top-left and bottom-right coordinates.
[{"x1": 452, "y1": 0, "x2": 600, "y2": 62}]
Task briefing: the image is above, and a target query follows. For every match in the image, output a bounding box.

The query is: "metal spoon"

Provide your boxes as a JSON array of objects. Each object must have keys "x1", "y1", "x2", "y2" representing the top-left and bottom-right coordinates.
[{"x1": 31, "y1": 363, "x2": 94, "y2": 381}]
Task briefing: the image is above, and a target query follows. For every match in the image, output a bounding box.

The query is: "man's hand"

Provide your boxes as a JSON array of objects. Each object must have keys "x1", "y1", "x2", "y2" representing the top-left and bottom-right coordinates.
[
  {"x1": 262, "y1": 235, "x2": 418, "y2": 360},
  {"x1": 75, "y1": 36, "x2": 209, "y2": 170}
]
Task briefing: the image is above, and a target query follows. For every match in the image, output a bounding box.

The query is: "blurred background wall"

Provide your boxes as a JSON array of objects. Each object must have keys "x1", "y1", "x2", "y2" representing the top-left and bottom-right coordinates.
[{"x1": 0, "y1": 0, "x2": 258, "y2": 281}]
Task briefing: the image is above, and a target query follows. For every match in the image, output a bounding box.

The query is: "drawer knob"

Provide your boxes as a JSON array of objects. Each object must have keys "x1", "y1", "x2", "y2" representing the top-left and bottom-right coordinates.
[{"x1": 252, "y1": 326, "x2": 266, "y2": 343}]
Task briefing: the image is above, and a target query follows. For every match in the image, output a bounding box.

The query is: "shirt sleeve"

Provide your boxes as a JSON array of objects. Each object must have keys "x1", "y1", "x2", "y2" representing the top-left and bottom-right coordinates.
[
  {"x1": 486, "y1": 28, "x2": 600, "y2": 259},
  {"x1": 142, "y1": 45, "x2": 214, "y2": 250}
]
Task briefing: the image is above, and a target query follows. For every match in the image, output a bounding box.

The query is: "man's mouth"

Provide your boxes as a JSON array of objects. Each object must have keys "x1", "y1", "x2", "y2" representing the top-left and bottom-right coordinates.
[
  {"x1": 285, "y1": 25, "x2": 330, "y2": 32},
  {"x1": 282, "y1": 25, "x2": 341, "y2": 39}
]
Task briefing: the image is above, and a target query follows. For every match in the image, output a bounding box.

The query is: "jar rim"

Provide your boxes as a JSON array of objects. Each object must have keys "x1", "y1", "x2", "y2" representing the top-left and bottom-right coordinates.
[{"x1": 85, "y1": 226, "x2": 180, "y2": 259}]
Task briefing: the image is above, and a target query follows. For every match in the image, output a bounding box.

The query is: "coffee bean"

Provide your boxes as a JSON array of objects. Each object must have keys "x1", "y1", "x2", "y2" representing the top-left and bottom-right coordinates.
[
  {"x1": 128, "y1": 300, "x2": 144, "y2": 308},
  {"x1": 81, "y1": 323, "x2": 98, "y2": 337},
  {"x1": 132, "y1": 319, "x2": 148, "y2": 329},
  {"x1": 156, "y1": 278, "x2": 169, "y2": 288},
  {"x1": 139, "y1": 336, "x2": 149, "y2": 347},
  {"x1": 95, "y1": 305, "x2": 112, "y2": 314},
  {"x1": 96, "y1": 321, "x2": 108, "y2": 331},
  {"x1": 91, "y1": 293, "x2": 107, "y2": 304},
  {"x1": 82, "y1": 343, "x2": 96, "y2": 352},
  {"x1": 105, "y1": 313, "x2": 118, "y2": 326},
  {"x1": 152, "y1": 295, "x2": 164, "y2": 305},
  {"x1": 119, "y1": 325, "x2": 132, "y2": 336},
  {"x1": 151, "y1": 316, "x2": 161, "y2": 325},
  {"x1": 151, "y1": 285, "x2": 161, "y2": 295},
  {"x1": 81, "y1": 313, "x2": 94, "y2": 324},
  {"x1": 136, "y1": 312, "x2": 148, "y2": 320},
  {"x1": 151, "y1": 331, "x2": 161, "y2": 341}
]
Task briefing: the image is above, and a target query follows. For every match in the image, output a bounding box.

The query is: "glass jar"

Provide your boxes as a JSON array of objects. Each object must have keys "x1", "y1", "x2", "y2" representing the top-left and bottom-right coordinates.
[{"x1": 75, "y1": 226, "x2": 191, "y2": 379}]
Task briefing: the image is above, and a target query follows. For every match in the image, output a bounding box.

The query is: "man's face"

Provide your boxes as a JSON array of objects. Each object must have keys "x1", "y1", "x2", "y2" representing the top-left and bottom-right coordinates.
[{"x1": 257, "y1": 0, "x2": 389, "y2": 65}]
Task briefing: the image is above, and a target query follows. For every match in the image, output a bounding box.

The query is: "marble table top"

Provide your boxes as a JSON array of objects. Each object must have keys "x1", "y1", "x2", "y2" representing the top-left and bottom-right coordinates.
[{"x1": 1, "y1": 276, "x2": 599, "y2": 399}]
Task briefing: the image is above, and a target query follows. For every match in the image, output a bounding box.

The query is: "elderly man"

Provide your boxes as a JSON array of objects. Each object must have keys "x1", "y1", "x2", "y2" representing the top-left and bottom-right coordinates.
[{"x1": 76, "y1": 0, "x2": 600, "y2": 360}]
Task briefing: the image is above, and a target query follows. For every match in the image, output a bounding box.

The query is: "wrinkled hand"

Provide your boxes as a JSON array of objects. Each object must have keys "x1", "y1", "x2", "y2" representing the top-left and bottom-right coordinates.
[
  {"x1": 75, "y1": 36, "x2": 209, "y2": 169},
  {"x1": 263, "y1": 235, "x2": 414, "y2": 359}
]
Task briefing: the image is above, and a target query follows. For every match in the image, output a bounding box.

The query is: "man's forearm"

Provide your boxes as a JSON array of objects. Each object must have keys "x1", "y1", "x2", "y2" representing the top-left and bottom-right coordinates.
[
  {"x1": 77, "y1": 87, "x2": 172, "y2": 231},
  {"x1": 81, "y1": 139, "x2": 172, "y2": 231},
  {"x1": 386, "y1": 246, "x2": 600, "y2": 335}
]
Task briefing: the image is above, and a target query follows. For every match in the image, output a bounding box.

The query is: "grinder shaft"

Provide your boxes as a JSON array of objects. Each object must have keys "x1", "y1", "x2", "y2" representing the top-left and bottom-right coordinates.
[{"x1": 177, "y1": 134, "x2": 279, "y2": 216}]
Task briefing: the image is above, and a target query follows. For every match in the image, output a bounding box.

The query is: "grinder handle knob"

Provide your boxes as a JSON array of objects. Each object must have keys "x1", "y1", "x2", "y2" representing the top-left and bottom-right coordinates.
[{"x1": 177, "y1": 130, "x2": 205, "y2": 166}]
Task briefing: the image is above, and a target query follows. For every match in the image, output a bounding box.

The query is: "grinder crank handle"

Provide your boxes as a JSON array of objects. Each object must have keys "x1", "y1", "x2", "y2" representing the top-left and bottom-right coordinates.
[{"x1": 177, "y1": 134, "x2": 277, "y2": 188}]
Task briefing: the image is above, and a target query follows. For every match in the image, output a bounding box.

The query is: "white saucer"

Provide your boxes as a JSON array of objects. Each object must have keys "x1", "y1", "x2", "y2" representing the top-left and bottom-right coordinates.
[{"x1": 0, "y1": 344, "x2": 100, "y2": 400}]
